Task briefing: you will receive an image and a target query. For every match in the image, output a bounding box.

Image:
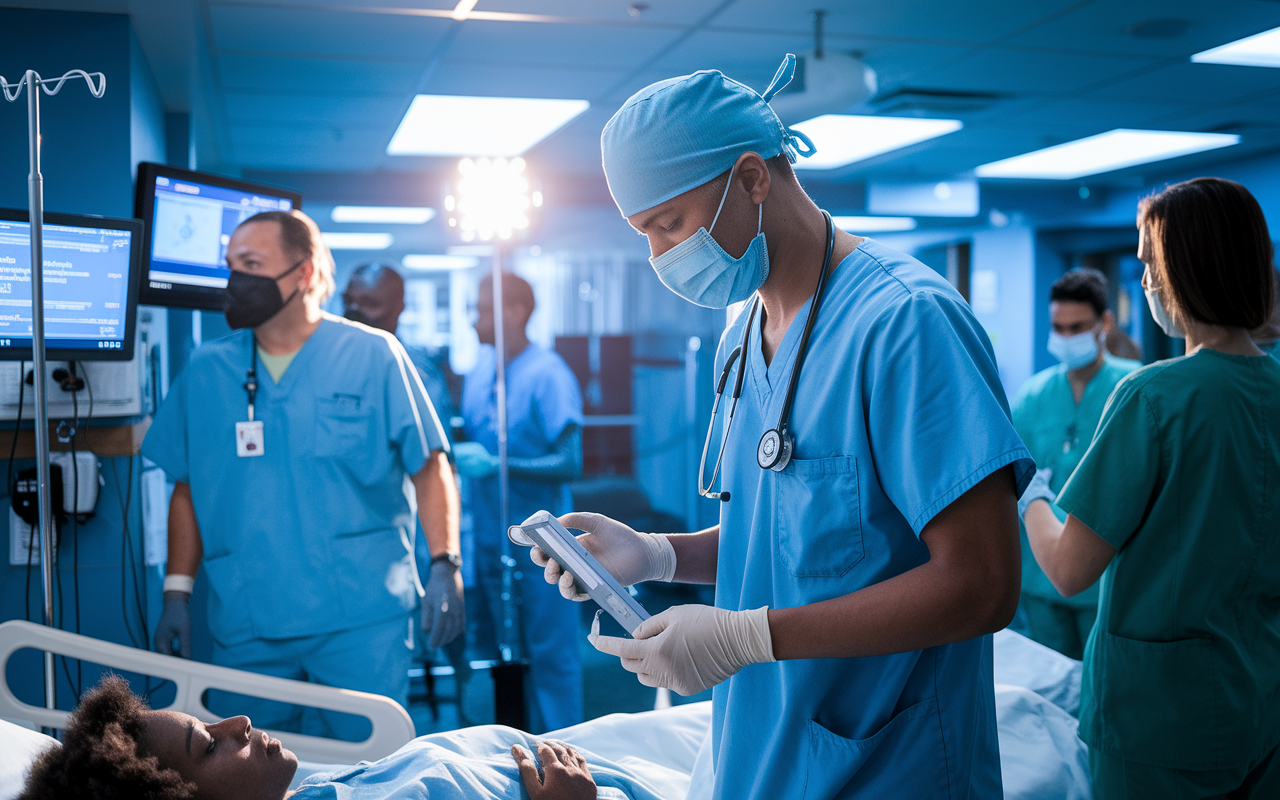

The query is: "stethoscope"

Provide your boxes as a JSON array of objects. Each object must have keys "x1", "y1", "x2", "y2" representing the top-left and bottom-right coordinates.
[{"x1": 698, "y1": 210, "x2": 836, "y2": 502}]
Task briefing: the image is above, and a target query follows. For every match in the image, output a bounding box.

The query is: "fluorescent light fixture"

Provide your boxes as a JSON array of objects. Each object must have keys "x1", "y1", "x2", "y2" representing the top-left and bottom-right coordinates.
[
  {"x1": 1192, "y1": 25, "x2": 1280, "y2": 68},
  {"x1": 451, "y1": 0, "x2": 478, "y2": 21},
  {"x1": 447, "y1": 244, "x2": 496, "y2": 256},
  {"x1": 331, "y1": 206, "x2": 435, "y2": 224},
  {"x1": 791, "y1": 115, "x2": 962, "y2": 170},
  {"x1": 832, "y1": 216, "x2": 918, "y2": 232},
  {"x1": 403, "y1": 254, "x2": 480, "y2": 271},
  {"x1": 321, "y1": 232, "x2": 393, "y2": 250},
  {"x1": 387, "y1": 95, "x2": 590, "y2": 157},
  {"x1": 446, "y1": 157, "x2": 533, "y2": 242},
  {"x1": 976, "y1": 129, "x2": 1240, "y2": 180}
]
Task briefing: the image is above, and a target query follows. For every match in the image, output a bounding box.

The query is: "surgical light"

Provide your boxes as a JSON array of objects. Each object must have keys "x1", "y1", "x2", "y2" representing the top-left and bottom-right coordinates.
[
  {"x1": 402, "y1": 254, "x2": 480, "y2": 271},
  {"x1": 1192, "y1": 25, "x2": 1280, "y2": 68},
  {"x1": 445, "y1": 157, "x2": 533, "y2": 242},
  {"x1": 387, "y1": 95, "x2": 590, "y2": 157},
  {"x1": 790, "y1": 115, "x2": 962, "y2": 170},
  {"x1": 320, "y1": 232, "x2": 394, "y2": 250},
  {"x1": 832, "y1": 216, "x2": 918, "y2": 232},
  {"x1": 975, "y1": 129, "x2": 1240, "y2": 180},
  {"x1": 330, "y1": 206, "x2": 435, "y2": 224}
]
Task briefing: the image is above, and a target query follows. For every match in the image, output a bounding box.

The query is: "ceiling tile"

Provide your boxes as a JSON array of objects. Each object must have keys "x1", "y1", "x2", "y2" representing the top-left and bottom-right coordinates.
[
  {"x1": 209, "y1": 4, "x2": 454, "y2": 60},
  {"x1": 474, "y1": 0, "x2": 730, "y2": 26},
  {"x1": 222, "y1": 93, "x2": 407, "y2": 125},
  {"x1": 217, "y1": 53, "x2": 424, "y2": 94},
  {"x1": 913, "y1": 48, "x2": 1158, "y2": 96},
  {"x1": 1089, "y1": 60, "x2": 1280, "y2": 104},
  {"x1": 424, "y1": 59, "x2": 626, "y2": 99},
  {"x1": 445, "y1": 19, "x2": 680, "y2": 70}
]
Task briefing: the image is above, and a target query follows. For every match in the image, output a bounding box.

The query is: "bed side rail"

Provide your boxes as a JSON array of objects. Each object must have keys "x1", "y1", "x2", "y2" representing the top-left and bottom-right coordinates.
[{"x1": 0, "y1": 620, "x2": 415, "y2": 763}]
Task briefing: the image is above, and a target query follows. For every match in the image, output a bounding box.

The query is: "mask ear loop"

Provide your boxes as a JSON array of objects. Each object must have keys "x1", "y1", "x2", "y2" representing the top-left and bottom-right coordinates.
[{"x1": 708, "y1": 162, "x2": 738, "y2": 235}]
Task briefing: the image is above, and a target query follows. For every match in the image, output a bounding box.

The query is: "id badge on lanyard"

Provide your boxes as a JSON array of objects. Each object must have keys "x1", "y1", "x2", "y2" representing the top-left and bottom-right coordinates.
[{"x1": 238, "y1": 341, "x2": 266, "y2": 457}]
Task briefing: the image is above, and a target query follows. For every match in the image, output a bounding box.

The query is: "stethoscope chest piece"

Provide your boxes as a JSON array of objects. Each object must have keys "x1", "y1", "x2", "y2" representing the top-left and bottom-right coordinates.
[{"x1": 757, "y1": 428, "x2": 792, "y2": 471}]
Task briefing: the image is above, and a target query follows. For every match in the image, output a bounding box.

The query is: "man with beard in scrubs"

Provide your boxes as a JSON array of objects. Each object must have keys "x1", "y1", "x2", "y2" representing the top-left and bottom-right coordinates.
[
  {"x1": 144, "y1": 210, "x2": 464, "y2": 739},
  {"x1": 524, "y1": 55, "x2": 1034, "y2": 799}
]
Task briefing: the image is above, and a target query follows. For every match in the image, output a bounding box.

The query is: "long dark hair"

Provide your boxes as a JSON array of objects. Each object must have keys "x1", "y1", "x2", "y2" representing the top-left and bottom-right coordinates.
[{"x1": 1139, "y1": 177, "x2": 1275, "y2": 330}]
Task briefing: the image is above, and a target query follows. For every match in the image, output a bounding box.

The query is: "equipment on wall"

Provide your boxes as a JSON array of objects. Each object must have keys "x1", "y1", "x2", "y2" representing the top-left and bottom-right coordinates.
[
  {"x1": 134, "y1": 162, "x2": 303, "y2": 311},
  {"x1": 0, "y1": 66, "x2": 108, "y2": 718}
]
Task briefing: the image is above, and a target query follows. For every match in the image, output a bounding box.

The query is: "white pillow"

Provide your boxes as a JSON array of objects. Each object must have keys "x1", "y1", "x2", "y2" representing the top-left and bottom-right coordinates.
[{"x1": 0, "y1": 718, "x2": 59, "y2": 800}]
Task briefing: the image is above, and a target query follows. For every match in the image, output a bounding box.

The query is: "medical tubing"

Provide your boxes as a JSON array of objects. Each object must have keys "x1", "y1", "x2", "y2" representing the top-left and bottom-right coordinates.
[
  {"x1": 7, "y1": 361, "x2": 25, "y2": 498},
  {"x1": 245, "y1": 337, "x2": 258, "y2": 421},
  {"x1": 774, "y1": 211, "x2": 835, "y2": 435}
]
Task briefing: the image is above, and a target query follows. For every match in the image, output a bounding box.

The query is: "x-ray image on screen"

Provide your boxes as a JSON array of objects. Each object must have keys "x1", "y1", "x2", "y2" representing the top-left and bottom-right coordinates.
[{"x1": 152, "y1": 193, "x2": 225, "y2": 266}]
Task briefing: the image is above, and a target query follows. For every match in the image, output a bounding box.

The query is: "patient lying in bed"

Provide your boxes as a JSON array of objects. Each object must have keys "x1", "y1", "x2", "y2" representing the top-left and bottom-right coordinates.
[{"x1": 17, "y1": 676, "x2": 676, "y2": 800}]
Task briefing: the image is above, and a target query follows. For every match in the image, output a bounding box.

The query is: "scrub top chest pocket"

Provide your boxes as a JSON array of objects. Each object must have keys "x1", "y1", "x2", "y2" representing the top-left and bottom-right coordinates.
[
  {"x1": 773, "y1": 455, "x2": 863, "y2": 578},
  {"x1": 314, "y1": 394, "x2": 373, "y2": 458}
]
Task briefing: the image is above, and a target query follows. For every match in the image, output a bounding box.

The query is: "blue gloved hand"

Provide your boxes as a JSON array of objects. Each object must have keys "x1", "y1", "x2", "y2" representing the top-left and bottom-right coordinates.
[
  {"x1": 1018, "y1": 468, "x2": 1056, "y2": 519},
  {"x1": 154, "y1": 591, "x2": 192, "y2": 658},
  {"x1": 421, "y1": 560, "x2": 466, "y2": 650},
  {"x1": 452, "y1": 441, "x2": 499, "y2": 478}
]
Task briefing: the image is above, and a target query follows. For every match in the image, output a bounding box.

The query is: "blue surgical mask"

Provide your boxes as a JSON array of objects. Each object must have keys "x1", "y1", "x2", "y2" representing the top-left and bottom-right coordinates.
[
  {"x1": 1048, "y1": 330, "x2": 1100, "y2": 370},
  {"x1": 649, "y1": 165, "x2": 768, "y2": 309},
  {"x1": 1144, "y1": 286, "x2": 1185, "y2": 339}
]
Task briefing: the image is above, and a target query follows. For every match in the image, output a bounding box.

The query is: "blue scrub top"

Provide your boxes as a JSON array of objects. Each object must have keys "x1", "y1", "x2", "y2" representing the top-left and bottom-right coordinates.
[
  {"x1": 709, "y1": 240, "x2": 1034, "y2": 799},
  {"x1": 143, "y1": 315, "x2": 448, "y2": 646},
  {"x1": 462, "y1": 344, "x2": 583, "y2": 538}
]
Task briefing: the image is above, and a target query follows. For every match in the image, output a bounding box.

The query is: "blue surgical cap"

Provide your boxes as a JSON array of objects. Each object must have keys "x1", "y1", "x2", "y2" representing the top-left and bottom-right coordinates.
[{"x1": 601, "y1": 54, "x2": 817, "y2": 218}]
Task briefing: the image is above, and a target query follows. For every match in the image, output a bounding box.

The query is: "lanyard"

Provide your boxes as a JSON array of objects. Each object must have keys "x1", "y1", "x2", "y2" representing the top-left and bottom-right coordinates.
[{"x1": 244, "y1": 337, "x2": 259, "y2": 422}]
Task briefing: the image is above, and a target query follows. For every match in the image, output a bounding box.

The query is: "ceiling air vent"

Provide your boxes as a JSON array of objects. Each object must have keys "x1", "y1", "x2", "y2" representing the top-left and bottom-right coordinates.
[{"x1": 871, "y1": 89, "x2": 1002, "y2": 116}]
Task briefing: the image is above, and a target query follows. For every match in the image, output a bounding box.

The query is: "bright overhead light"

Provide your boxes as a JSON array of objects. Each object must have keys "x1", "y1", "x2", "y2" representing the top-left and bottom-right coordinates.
[
  {"x1": 446, "y1": 157, "x2": 534, "y2": 242},
  {"x1": 975, "y1": 129, "x2": 1240, "y2": 180},
  {"x1": 387, "y1": 95, "x2": 590, "y2": 157},
  {"x1": 790, "y1": 115, "x2": 962, "y2": 170},
  {"x1": 321, "y1": 232, "x2": 394, "y2": 250},
  {"x1": 331, "y1": 206, "x2": 436, "y2": 224},
  {"x1": 832, "y1": 216, "x2": 918, "y2": 232},
  {"x1": 402, "y1": 254, "x2": 480, "y2": 271},
  {"x1": 450, "y1": 0, "x2": 478, "y2": 21},
  {"x1": 1192, "y1": 25, "x2": 1280, "y2": 68}
]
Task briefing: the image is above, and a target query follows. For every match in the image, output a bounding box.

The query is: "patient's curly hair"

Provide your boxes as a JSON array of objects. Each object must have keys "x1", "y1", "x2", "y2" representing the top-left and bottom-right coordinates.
[{"x1": 18, "y1": 675, "x2": 196, "y2": 800}]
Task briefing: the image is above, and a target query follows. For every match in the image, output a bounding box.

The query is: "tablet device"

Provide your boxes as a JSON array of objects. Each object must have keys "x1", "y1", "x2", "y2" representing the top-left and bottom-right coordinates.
[{"x1": 510, "y1": 510, "x2": 651, "y2": 635}]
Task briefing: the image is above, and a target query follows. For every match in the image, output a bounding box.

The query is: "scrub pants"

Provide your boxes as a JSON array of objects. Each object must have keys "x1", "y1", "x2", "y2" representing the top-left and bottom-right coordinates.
[
  {"x1": 469, "y1": 536, "x2": 583, "y2": 733},
  {"x1": 1091, "y1": 744, "x2": 1280, "y2": 799},
  {"x1": 208, "y1": 614, "x2": 413, "y2": 741},
  {"x1": 1021, "y1": 594, "x2": 1097, "y2": 661}
]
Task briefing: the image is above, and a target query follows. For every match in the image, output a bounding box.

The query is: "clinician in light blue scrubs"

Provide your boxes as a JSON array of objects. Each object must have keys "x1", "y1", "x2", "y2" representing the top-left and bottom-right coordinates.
[
  {"x1": 145, "y1": 210, "x2": 462, "y2": 738},
  {"x1": 455, "y1": 272, "x2": 585, "y2": 732},
  {"x1": 527, "y1": 56, "x2": 1033, "y2": 799}
]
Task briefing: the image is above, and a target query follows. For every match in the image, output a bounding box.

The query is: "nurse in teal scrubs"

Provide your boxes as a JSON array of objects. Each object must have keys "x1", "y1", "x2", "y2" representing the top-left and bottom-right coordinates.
[
  {"x1": 145, "y1": 210, "x2": 463, "y2": 738},
  {"x1": 525, "y1": 56, "x2": 1033, "y2": 799},
  {"x1": 1011, "y1": 268, "x2": 1140, "y2": 659},
  {"x1": 1023, "y1": 178, "x2": 1280, "y2": 799}
]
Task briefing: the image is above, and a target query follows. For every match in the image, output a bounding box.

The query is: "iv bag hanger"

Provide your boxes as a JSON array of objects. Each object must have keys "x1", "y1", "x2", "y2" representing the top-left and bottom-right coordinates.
[{"x1": 1, "y1": 68, "x2": 107, "y2": 722}]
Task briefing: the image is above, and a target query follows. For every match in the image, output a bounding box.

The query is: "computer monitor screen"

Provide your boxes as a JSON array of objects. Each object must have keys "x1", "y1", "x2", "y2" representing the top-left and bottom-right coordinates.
[
  {"x1": 135, "y1": 162, "x2": 303, "y2": 310},
  {"x1": 0, "y1": 209, "x2": 142, "y2": 361}
]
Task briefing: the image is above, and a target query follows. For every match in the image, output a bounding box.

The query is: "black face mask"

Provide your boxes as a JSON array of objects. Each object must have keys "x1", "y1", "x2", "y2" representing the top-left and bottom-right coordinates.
[{"x1": 224, "y1": 259, "x2": 305, "y2": 330}]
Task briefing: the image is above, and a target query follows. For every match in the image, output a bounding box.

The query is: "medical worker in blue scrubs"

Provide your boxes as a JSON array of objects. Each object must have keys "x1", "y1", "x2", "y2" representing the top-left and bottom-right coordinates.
[
  {"x1": 454, "y1": 271, "x2": 585, "y2": 732},
  {"x1": 526, "y1": 56, "x2": 1034, "y2": 798},
  {"x1": 145, "y1": 210, "x2": 463, "y2": 737}
]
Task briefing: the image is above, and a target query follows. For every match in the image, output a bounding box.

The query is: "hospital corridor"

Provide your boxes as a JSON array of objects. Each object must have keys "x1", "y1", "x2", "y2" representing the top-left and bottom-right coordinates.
[{"x1": 2, "y1": 1, "x2": 1280, "y2": 798}]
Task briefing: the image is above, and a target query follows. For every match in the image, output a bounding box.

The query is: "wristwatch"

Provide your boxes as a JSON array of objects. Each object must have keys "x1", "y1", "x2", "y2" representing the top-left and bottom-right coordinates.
[{"x1": 431, "y1": 552, "x2": 463, "y2": 570}]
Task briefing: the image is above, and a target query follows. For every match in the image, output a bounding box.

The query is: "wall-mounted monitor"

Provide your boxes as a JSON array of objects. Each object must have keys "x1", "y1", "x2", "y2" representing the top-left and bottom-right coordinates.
[
  {"x1": 134, "y1": 162, "x2": 303, "y2": 310},
  {"x1": 0, "y1": 209, "x2": 141, "y2": 362}
]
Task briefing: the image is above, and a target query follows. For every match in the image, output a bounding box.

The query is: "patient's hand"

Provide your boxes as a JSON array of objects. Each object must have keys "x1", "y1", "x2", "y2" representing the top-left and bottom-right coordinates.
[{"x1": 511, "y1": 741, "x2": 596, "y2": 800}]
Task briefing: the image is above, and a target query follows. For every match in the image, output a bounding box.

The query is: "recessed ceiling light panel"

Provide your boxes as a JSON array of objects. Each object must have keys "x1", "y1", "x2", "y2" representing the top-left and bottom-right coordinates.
[
  {"x1": 331, "y1": 206, "x2": 436, "y2": 224},
  {"x1": 832, "y1": 216, "x2": 918, "y2": 232},
  {"x1": 387, "y1": 95, "x2": 590, "y2": 157},
  {"x1": 402, "y1": 254, "x2": 481, "y2": 271},
  {"x1": 790, "y1": 115, "x2": 962, "y2": 170},
  {"x1": 1192, "y1": 25, "x2": 1280, "y2": 68},
  {"x1": 975, "y1": 129, "x2": 1240, "y2": 180},
  {"x1": 321, "y1": 232, "x2": 394, "y2": 250}
]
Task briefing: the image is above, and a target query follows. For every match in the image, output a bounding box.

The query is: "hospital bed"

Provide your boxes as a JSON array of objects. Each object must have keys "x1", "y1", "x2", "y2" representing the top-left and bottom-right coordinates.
[{"x1": 0, "y1": 620, "x2": 1091, "y2": 799}]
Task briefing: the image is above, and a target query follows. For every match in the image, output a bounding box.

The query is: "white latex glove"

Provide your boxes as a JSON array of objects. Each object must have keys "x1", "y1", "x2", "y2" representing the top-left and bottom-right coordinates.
[
  {"x1": 1018, "y1": 467, "x2": 1056, "y2": 519},
  {"x1": 453, "y1": 441, "x2": 499, "y2": 478},
  {"x1": 589, "y1": 604, "x2": 775, "y2": 696},
  {"x1": 522, "y1": 511, "x2": 677, "y2": 601}
]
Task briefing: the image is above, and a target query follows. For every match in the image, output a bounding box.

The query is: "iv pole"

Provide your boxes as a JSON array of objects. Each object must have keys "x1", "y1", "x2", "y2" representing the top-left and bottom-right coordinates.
[{"x1": 1, "y1": 68, "x2": 107, "y2": 716}]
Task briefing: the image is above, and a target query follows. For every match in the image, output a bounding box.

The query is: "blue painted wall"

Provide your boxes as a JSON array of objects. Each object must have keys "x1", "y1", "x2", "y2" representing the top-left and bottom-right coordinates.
[{"x1": 0, "y1": 9, "x2": 170, "y2": 711}]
